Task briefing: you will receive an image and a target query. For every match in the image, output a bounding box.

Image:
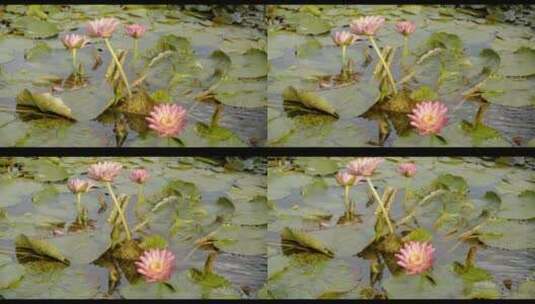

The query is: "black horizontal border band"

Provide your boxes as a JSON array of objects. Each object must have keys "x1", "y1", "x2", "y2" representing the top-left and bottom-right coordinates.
[
  {"x1": 0, "y1": 148, "x2": 533, "y2": 157},
  {"x1": 0, "y1": 1, "x2": 531, "y2": 5},
  {"x1": 0, "y1": 299, "x2": 533, "y2": 302}
]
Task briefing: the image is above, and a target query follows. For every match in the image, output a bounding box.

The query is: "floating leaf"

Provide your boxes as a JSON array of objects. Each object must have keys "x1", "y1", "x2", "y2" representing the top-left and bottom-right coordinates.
[
  {"x1": 499, "y1": 47, "x2": 535, "y2": 77},
  {"x1": 295, "y1": 38, "x2": 322, "y2": 59},
  {"x1": 15, "y1": 234, "x2": 69, "y2": 264},
  {"x1": 213, "y1": 224, "x2": 266, "y2": 256},
  {"x1": 478, "y1": 218, "x2": 535, "y2": 250},
  {"x1": 294, "y1": 157, "x2": 339, "y2": 176},
  {"x1": 1, "y1": 265, "x2": 99, "y2": 299},
  {"x1": 511, "y1": 280, "x2": 535, "y2": 299},
  {"x1": 383, "y1": 265, "x2": 464, "y2": 299},
  {"x1": 24, "y1": 41, "x2": 51, "y2": 62},
  {"x1": 120, "y1": 271, "x2": 241, "y2": 299},
  {"x1": 16, "y1": 89, "x2": 75, "y2": 120},
  {"x1": 402, "y1": 228, "x2": 432, "y2": 242},
  {"x1": 229, "y1": 48, "x2": 267, "y2": 79},
  {"x1": 20, "y1": 158, "x2": 69, "y2": 182},
  {"x1": 0, "y1": 177, "x2": 42, "y2": 208},
  {"x1": 259, "y1": 253, "x2": 355, "y2": 299},
  {"x1": 0, "y1": 263, "x2": 24, "y2": 289},
  {"x1": 48, "y1": 227, "x2": 111, "y2": 265},
  {"x1": 282, "y1": 86, "x2": 338, "y2": 117},
  {"x1": 410, "y1": 86, "x2": 438, "y2": 102},
  {"x1": 479, "y1": 77, "x2": 535, "y2": 107},
  {"x1": 496, "y1": 190, "x2": 535, "y2": 220},
  {"x1": 280, "y1": 227, "x2": 334, "y2": 257},
  {"x1": 140, "y1": 235, "x2": 168, "y2": 250},
  {"x1": 291, "y1": 13, "x2": 332, "y2": 35}
]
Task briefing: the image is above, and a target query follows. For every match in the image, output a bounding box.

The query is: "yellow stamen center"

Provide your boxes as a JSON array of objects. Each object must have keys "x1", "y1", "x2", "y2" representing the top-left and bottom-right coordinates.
[
  {"x1": 422, "y1": 114, "x2": 436, "y2": 125},
  {"x1": 408, "y1": 252, "x2": 424, "y2": 265},
  {"x1": 149, "y1": 261, "x2": 164, "y2": 272},
  {"x1": 160, "y1": 116, "x2": 174, "y2": 127}
]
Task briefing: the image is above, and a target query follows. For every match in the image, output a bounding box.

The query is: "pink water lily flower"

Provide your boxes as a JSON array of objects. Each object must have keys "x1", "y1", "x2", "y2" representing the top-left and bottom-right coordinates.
[
  {"x1": 346, "y1": 157, "x2": 383, "y2": 177},
  {"x1": 88, "y1": 161, "x2": 123, "y2": 183},
  {"x1": 395, "y1": 241, "x2": 435, "y2": 275},
  {"x1": 335, "y1": 170, "x2": 361, "y2": 186},
  {"x1": 332, "y1": 31, "x2": 358, "y2": 47},
  {"x1": 130, "y1": 168, "x2": 150, "y2": 184},
  {"x1": 135, "y1": 249, "x2": 176, "y2": 283},
  {"x1": 67, "y1": 178, "x2": 94, "y2": 194},
  {"x1": 86, "y1": 18, "x2": 120, "y2": 38},
  {"x1": 398, "y1": 163, "x2": 417, "y2": 177},
  {"x1": 146, "y1": 104, "x2": 187, "y2": 138},
  {"x1": 408, "y1": 101, "x2": 449, "y2": 136},
  {"x1": 61, "y1": 34, "x2": 89, "y2": 50},
  {"x1": 350, "y1": 16, "x2": 386, "y2": 36},
  {"x1": 125, "y1": 23, "x2": 147, "y2": 39},
  {"x1": 395, "y1": 21, "x2": 416, "y2": 36}
]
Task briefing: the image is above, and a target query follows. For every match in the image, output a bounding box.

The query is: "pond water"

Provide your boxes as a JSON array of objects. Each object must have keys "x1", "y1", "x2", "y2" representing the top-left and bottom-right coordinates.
[
  {"x1": 267, "y1": 5, "x2": 535, "y2": 147},
  {"x1": 0, "y1": 5, "x2": 267, "y2": 147}
]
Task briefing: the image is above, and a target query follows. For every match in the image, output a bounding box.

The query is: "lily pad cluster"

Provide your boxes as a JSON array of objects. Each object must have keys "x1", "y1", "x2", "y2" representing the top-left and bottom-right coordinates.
[
  {"x1": 0, "y1": 5, "x2": 267, "y2": 147},
  {"x1": 262, "y1": 156, "x2": 535, "y2": 299},
  {"x1": 267, "y1": 5, "x2": 535, "y2": 147},
  {"x1": 0, "y1": 157, "x2": 267, "y2": 299}
]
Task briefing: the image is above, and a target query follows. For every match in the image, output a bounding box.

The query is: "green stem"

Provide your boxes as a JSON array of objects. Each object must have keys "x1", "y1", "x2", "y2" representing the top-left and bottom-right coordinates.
[
  {"x1": 106, "y1": 182, "x2": 132, "y2": 240},
  {"x1": 133, "y1": 39, "x2": 139, "y2": 61},
  {"x1": 341, "y1": 45, "x2": 347, "y2": 73},
  {"x1": 403, "y1": 178, "x2": 411, "y2": 204},
  {"x1": 76, "y1": 193, "x2": 82, "y2": 219},
  {"x1": 104, "y1": 38, "x2": 132, "y2": 97},
  {"x1": 344, "y1": 185, "x2": 350, "y2": 213},
  {"x1": 402, "y1": 36, "x2": 409, "y2": 58},
  {"x1": 71, "y1": 49, "x2": 78, "y2": 72},
  {"x1": 137, "y1": 184, "x2": 145, "y2": 205},
  {"x1": 366, "y1": 178, "x2": 394, "y2": 234},
  {"x1": 369, "y1": 36, "x2": 398, "y2": 95}
]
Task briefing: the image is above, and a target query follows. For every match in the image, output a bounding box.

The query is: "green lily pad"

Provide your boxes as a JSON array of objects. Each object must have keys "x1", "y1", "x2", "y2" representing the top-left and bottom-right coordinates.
[
  {"x1": 213, "y1": 224, "x2": 266, "y2": 256},
  {"x1": 0, "y1": 177, "x2": 42, "y2": 208},
  {"x1": 16, "y1": 89, "x2": 75, "y2": 121},
  {"x1": 48, "y1": 227, "x2": 111, "y2": 265},
  {"x1": 120, "y1": 270, "x2": 241, "y2": 299},
  {"x1": 291, "y1": 13, "x2": 332, "y2": 35},
  {"x1": 280, "y1": 227, "x2": 334, "y2": 257},
  {"x1": 511, "y1": 280, "x2": 535, "y2": 299},
  {"x1": 229, "y1": 48, "x2": 268, "y2": 79},
  {"x1": 496, "y1": 190, "x2": 535, "y2": 220},
  {"x1": 1, "y1": 265, "x2": 99, "y2": 299},
  {"x1": 20, "y1": 158, "x2": 69, "y2": 182},
  {"x1": 294, "y1": 157, "x2": 339, "y2": 176},
  {"x1": 24, "y1": 41, "x2": 52, "y2": 62},
  {"x1": 268, "y1": 171, "x2": 312, "y2": 201},
  {"x1": 213, "y1": 78, "x2": 266, "y2": 108},
  {"x1": 383, "y1": 265, "x2": 464, "y2": 299},
  {"x1": 0, "y1": 263, "x2": 24, "y2": 290},
  {"x1": 231, "y1": 196, "x2": 272, "y2": 226},
  {"x1": 478, "y1": 218, "x2": 535, "y2": 250},
  {"x1": 499, "y1": 47, "x2": 535, "y2": 77},
  {"x1": 259, "y1": 253, "x2": 356, "y2": 299},
  {"x1": 479, "y1": 77, "x2": 535, "y2": 107},
  {"x1": 15, "y1": 234, "x2": 69, "y2": 265},
  {"x1": 282, "y1": 86, "x2": 338, "y2": 117}
]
